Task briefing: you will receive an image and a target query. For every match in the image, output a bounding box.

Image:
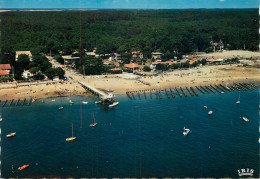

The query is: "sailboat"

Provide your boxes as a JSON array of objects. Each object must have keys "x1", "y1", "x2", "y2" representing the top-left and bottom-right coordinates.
[
  {"x1": 66, "y1": 123, "x2": 76, "y2": 141},
  {"x1": 89, "y1": 114, "x2": 97, "y2": 127},
  {"x1": 236, "y1": 92, "x2": 240, "y2": 104},
  {"x1": 0, "y1": 113, "x2": 2, "y2": 122},
  {"x1": 69, "y1": 100, "x2": 74, "y2": 104}
]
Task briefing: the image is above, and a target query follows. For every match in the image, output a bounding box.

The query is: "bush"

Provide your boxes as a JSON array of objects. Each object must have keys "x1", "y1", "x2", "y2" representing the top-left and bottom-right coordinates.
[{"x1": 143, "y1": 66, "x2": 151, "y2": 72}]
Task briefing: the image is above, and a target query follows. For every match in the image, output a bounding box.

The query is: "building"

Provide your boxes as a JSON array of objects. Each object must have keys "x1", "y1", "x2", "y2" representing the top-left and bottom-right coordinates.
[
  {"x1": 0, "y1": 70, "x2": 9, "y2": 77},
  {"x1": 62, "y1": 55, "x2": 80, "y2": 65},
  {"x1": 15, "y1": 51, "x2": 32, "y2": 61},
  {"x1": 131, "y1": 51, "x2": 143, "y2": 59},
  {"x1": 151, "y1": 52, "x2": 163, "y2": 61},
  {"x1": 22, "y1": 71, "x2": 32, "y2": 79},
  {"x1": 124, "y1": 63, "x2": 139, "y2": 71},
  {"x1": 0, "y1": 64, "x2": 11, "y2": 72},
  {"x1": 109, "y1": 53, "x2": 121, "y2": 61}
]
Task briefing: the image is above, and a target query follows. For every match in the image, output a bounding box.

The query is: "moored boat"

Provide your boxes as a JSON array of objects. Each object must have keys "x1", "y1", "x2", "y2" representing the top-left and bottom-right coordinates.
[
  {"x1": 6, "y1": 132, "x2": 16, "y2": 138},
  {"x1": 204, "y1": 106, "x2": 207, "y2": 109},
  {"x1": 208, "y1": 110, "x2": 213, "y2": 115},
  {"x1": 69, "y1": 100, "x2": 74, "y2": 104},
  {"x1": 109, "y1": 101, "x2": 119, "y2": 108},
  {"x1": 66, "y1": 123, "x2": 76, "y2": 141},
  {"x1": 18, "y1": 164, "x2": 29, "y2": 171},
  {"x1": 242, "y1": 117, "x2": 249, "y2": 122},
  {"x1": 59, "y1": 106, "x2": 63, "y2": 110},
  {"x1": 0, "y1": 114, "x2": 2, "y2": 122},
  {"x1": 82, "y1": 101, "x2": 88, "y2": 104},
  {"x1": 95, "y1": 100, "x2": 102, "y2": 104},
  {"x1": 183, "y1": 127, "x2": 190, "y2": 136}
]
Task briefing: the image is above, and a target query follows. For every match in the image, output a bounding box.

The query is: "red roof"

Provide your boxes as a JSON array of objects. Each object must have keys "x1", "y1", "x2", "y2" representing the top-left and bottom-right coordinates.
[
  {"x1": 131, "y1": 51, "x2": 140, "y2": 55},
  {"x1": 0, "y1": 64, "x2": 11, "y2": 70},
  {"x1": 124, "y1": 63, "x2": 139, "y2": 68},
  {"x1": 0, "y1": 70, "x2": 9, "y2": 76},
  {"x1": 110, "y1": 68, "x2": 122, "y2": 71}
]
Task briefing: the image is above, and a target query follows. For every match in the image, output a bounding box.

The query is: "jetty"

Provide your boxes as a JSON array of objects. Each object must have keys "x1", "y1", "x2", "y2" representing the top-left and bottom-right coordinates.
[{"x1": 78, "y1": 81, "x2": 115, "y2": 103}]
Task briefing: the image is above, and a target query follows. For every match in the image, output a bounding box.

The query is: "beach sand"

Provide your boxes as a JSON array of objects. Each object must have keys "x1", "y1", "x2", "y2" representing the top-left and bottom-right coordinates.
[{"x1": 1, "y1": 63, "x2": 258, "y2": 101}]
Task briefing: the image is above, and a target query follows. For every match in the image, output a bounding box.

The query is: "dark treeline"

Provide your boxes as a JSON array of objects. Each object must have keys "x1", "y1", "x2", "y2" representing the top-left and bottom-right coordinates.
[{"x1": 0, "y1": 9, "x2": 258, "y2": 64}]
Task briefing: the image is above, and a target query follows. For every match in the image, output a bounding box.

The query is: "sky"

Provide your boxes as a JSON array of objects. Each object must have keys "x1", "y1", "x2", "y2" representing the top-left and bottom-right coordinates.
[{"x1": 0, "y1": 0, "x2": 258, "y2": 9}]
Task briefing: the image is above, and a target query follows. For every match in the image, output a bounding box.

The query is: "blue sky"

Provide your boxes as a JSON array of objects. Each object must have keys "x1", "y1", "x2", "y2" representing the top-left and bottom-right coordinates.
[{"x1": 0, "y1": 0, "x2": 258, "y2": 9}]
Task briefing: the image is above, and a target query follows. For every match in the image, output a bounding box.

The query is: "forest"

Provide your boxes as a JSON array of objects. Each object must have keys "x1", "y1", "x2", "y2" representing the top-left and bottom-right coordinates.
[{"x1": 0, "y1": 9, "x2": 258, "y2": 70}]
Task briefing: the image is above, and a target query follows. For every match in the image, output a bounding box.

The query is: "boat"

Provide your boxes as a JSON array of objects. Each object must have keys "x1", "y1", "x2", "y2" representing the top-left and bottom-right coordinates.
[
  {"x1": 242, "y1": 117, "x2": 249, "y2": 122},
  {"x1": 183, "y1": 127, "x2": 190, "y2": 136},
  {"x1": 204, "y1": 106, "x2": 207, "y2": 109},
  {"x1": 89, "y1": 114, "x2": 97, "y2": 127},
  {"x1": 59, "y1": 106, "x2": 63, "y2": 110},
  {"x1": 51, "y1": 99, "x2": 55, "y2": 102},
  {"x1": 95, "y1": 100, "x2": 102, "y2": 104},
  {"x1": 109, "y1": 101, "x2": 119, "y2": 108},
  {"x1": 66, "y1": 123, "x2": 76, "y2": 141},
  {"x1": 259, "y1": 137, "x2": 260, "y2": 144},
  {"x1": 82, "y1": 101, "x2": 88, "y2": 104},
  {"x1": 18, "y1": 164, "x2": 29, "y2": 171},
  {"x1": 6, "y1": 132, "x2": 16, "y2": 138},
  {"x1": 69, "y1": 100, "x2": 74, "y2": 104},
  {"x1": 0, "y1": 114, "x2": 2, "y2": 122},
  {"x1": 236, "y1": 92, "x2": 240, "y2": 104},
  {"x1": 208, "y1": 110, "x2": 213, "y2": 115}
]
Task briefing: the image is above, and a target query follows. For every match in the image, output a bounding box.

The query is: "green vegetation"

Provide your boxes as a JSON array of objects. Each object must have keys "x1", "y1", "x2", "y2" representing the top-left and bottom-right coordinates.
[
  {"x1": 0, "y1": 9, "x2": 258, "y2": 65},
  {"x1": 0, "y1": 76, "x2": 13, "y2": 82},
  {"x1": 143, "y1": 66, "x2": 151, "y2": 72}
]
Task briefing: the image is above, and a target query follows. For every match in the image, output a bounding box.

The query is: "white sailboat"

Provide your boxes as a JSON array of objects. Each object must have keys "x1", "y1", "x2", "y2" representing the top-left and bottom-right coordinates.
[
  {"x1": 89, "y1": 114, "x2": 97, "y2": 127},
  {"x1": 82, "y1": 101, "x2": 88, "y2": 104},
  {"x1": 0, "y1": 113, "x2": 2, "y2": 122},
  {"x1": 236, "y1": 92, "x2": 240, "y2": 104},
  {"x1": 66, "y1": 123, "x2": 76, "y2": 141},
  {"x1": 208, "y1": 110, "x2": 213, "y2": 115},
  {"x1": 69, "y1": 100, "x2": 74, "y2": 104},
  {"x1": 109, "y1": 101, "x2": 119, "y2": 107},
  {"x1": 242, "y1": 117, "x2": 249, "y2": 122}
]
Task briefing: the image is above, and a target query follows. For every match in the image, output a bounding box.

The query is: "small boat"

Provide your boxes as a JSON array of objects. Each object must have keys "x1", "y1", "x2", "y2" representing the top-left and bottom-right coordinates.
[
  {"x1": 183, "y1": 127, "x2": 190, "y2": 136},
  {"x1": 59, "y1": 106, "x2": 63, "y2": 110},
  {"x1": 221, "y1": 91, "x2": 224, "y2": 94},
  {"x1": 109, "y1": 101, "x2": 119, "y2": 108},
  {"x1": 259, "y1": 137, "x2": 260, "y2": 144},
  {"x1": 236, "y1": 92, "x2": 240, "y2": 104},
  {"x1": 204, "y1": 106, "x2": 207, "y2": 109},
  {"x1": 82, "y1": 101, "x2": 88, "y2": 104},
  {"x1": 51, "y1": 99, "x2": 55, "y2": 102},
  {"x1": 18, "y1": 164, "x2": 29, "y2": 171},
  {"x1": 66, "y1": 123, "x2": 76, "y2": 141},
  {"x1": 89, "y1": 114, "x2": 97, "y2": 127},
  {"x1": 242, "y1": 117, "x2": 249, "y2": 122},
  {"x1": 208, "y1": 110, "x2": 213, "y2": 115},
  {"x1": 95, "y1": 100, "x2": 102, "y2": 104},
  {"x1": 6, "y1": 132, "x2": 16, "y2": 138},
  {"x1": 0, "y1": 114, "x2": 2, "y2": 122},
  {"x1": 69, "y1": 100, "x2": 74, "y2": 104}
]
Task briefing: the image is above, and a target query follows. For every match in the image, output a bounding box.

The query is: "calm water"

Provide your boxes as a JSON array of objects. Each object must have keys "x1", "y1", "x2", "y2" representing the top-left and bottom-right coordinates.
[{"x1": 1, "y1": 89, "x2": 259, "y2": 178}]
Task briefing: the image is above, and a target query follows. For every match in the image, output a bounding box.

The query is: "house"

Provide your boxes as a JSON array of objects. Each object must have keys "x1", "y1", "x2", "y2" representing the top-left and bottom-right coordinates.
[
  {"x1": 0, "y1": 64, "x2": 11, "y2": 72},
  {"x1": 15, "y1": 51, "x2": 32, "y2": 61},
  {"x1": 152, "y1": 52, "x2": 163, "y2": 61},
  {"x1": 131, "y1": 51, "x2": 143, "y2": 59},
  {"x1": 62, "y1": 55, "x2": 80, "y2": 65},
  {"x1": 0, "y1": 70, "x2": 9, "y2": 77},
  {"x1": 110, "y1": 68, "x2": 122, "y2": 73},
  {"x1": 124, "y1": 63, "x2": 139, "y2": 70},
  {"x1": 22, "y1": 71, "x2": 32, "y2": 79},
  {"x1": 109, "y1": 53, "x2": 121, "y2": 61}
]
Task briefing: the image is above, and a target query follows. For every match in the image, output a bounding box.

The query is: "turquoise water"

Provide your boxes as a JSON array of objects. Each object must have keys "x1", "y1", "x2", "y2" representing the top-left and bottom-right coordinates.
[{"x1": 1, "y1": 89, "x2": 259, "y2": 178}]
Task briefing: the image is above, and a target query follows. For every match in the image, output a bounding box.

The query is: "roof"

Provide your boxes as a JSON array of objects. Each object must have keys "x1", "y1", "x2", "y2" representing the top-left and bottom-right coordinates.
[
  {"x1": 110, "y1": 68, "x2": 122, "y2": 71},
  {"x1": 0, "y1": 70, "x2": 9, "y2": 76},
  {"x1": 152, "y1": 52, "x2": 163, "y2": 55},
  {"x1": 131, "y1": 51, "x2": 140, "y2": 54},
  {"x1": 62, "y1": 55, "x2": 80, "y2": 60},
  {"x1": 0, "y1": 64, "x2": 11, "y2": 70},
  {"x1": 124, "y1": 63, "x2": 139, "y2": 68},
  {"x1": 16, "y1": 51, "x2": 32, "y2": 57}
]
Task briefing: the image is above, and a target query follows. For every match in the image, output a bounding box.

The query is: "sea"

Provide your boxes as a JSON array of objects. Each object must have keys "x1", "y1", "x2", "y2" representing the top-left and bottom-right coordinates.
[{"x1": 0, "y1": 89, "x2": 259, "y2": 178}]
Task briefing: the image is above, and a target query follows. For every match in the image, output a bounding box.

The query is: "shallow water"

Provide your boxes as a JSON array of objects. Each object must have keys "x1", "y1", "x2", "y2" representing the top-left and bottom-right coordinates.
[{"x1": 1, "y1": 89, "x2": 259, "y2": 178}]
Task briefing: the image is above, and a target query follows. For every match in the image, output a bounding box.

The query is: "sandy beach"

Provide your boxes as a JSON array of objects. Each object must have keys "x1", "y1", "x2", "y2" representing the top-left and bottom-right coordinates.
[{"x1": 1, "y1": 63, "x2": 259, "y2": 101}]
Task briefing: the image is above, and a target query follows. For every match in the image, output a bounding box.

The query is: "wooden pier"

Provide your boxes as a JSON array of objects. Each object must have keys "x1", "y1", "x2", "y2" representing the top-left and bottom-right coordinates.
[
  {"x1": 169, "y1": 88, "x2": 175, "y2": 98},
  {"x1": 196, "y1": 86, "x2": 205, "y2": 94},
  {"x1": 186, "y1": 87, "x2": 194, "y2": 96},
  {"x1": 15, "y1": 99, "x2": 20, "y2": 107},
  {"x1": 175, "y1": 88, "x2": 183, "y2": 97},
  {"x1": 180, "y1": 87, "x2": 187, "y2": 97},
  {"x1": 9, "y1": 99, "x2": 14, "y2": 107},
  {"x1": 190, "y1": 87, "x2": 198, "y2": 96},
  {"x1": 2, "y1": 100, "x2": 7, "y2": 108},
  {"x1": 165, "y1": 88, "x2": 170, "y2": 99},
  {"x1": 205, "y1": 86, "x2": 214, "y2": 93}
]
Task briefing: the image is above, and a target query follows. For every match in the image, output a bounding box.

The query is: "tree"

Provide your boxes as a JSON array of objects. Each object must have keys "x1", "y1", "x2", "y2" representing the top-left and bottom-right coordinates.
[
  {"x1": 55, "y1": 67, "x2": 65, "y2": 79},
  {"x1": 17, "y1": 54, "x2": 30, "y2": 70},
  {"x1": 81, "y1": 57, "x2": 104, "y2": 75},
  {"x1": 156, "y1": 64, "x2": 169, "y2": 71},
  {"x1": 45, "y1": 68, "x2": 56, "y2": 80},
  {"x1": 29, "y1": 67, "x2": 39, "y2": 74},
  {"x1": 143, "y1": 66, "x2": 151, "y2": 72},
  {"x1": 55, "y1": 55, "x2": 64, "y2": 64},
  {"x1": 201, "y1": 59, "x2": 207, "y2": 65}
]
